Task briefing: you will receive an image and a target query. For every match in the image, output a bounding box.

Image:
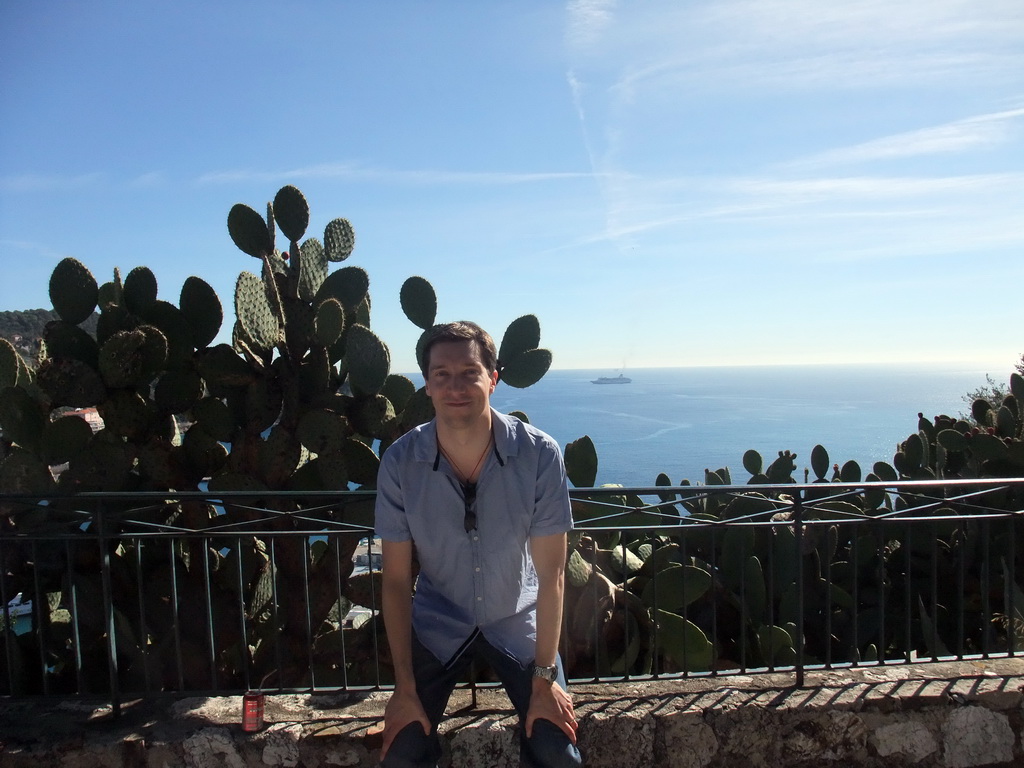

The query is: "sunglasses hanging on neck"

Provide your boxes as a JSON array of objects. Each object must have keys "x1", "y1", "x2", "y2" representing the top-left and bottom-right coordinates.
[{"x1": 461, "y1": 481, "x2": 477, "y2": 532}]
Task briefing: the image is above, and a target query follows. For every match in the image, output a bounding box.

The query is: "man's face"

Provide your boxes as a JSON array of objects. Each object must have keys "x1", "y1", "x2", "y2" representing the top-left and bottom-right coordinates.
[{"x1": 425, "y1": 339, "x2": 498, "y2": 429}]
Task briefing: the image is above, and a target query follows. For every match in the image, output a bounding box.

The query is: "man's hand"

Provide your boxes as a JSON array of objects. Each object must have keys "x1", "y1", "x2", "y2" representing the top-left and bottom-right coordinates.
[
  {"x1": 381, "y1": 687, "x2": 431, "y2": 758},
  {"x1": 525, "y1": 678, "x2": 578, "y2": 743}
]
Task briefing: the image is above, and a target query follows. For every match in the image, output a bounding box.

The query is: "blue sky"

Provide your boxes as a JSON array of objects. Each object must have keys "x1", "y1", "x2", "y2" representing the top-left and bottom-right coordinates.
[{"x1": 1, "y1": 1, "x2": 1022, "y2": 374}]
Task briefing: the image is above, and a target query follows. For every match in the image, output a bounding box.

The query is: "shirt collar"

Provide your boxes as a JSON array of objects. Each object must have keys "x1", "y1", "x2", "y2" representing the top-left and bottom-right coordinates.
[{"x1": 413, "y1": 408, "x2": 519, "y2": 468}]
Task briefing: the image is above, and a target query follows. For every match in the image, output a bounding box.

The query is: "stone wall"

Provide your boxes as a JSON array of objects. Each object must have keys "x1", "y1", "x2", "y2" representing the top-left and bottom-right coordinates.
[{"x1": 0, "y1": 659, "x2": 1021, "y2": 767}]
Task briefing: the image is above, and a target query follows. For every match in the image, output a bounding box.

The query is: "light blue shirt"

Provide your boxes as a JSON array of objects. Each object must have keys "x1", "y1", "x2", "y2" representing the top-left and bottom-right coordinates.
[{"x1": 374, "y1": 408, "x2": 573, "y2": 667}]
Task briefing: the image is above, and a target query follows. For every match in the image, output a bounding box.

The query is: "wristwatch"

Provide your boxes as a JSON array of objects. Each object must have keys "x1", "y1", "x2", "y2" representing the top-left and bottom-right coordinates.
[{"x1": 532, "y1": 663, "x2": 558, "y2": 682}]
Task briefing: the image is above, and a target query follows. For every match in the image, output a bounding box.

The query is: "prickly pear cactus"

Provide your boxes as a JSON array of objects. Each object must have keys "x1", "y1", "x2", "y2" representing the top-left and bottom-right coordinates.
[{"x1": 0, "y1": 184, "x2": 556, "y2": 692}]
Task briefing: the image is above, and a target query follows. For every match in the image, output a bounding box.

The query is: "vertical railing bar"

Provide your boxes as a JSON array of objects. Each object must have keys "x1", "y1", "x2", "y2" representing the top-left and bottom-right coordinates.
[
  {"x1": 331, "y1": 534, "x2": 350, "y2": 689},
  {"x1": 708, "y1": 526, "x2": 718, "y2": 678},
  {"x1": 851, "y1": 529, "x2": 860, "y2": 667},
  {"x1": 738, "y1": 521, "x2": 747, "y2": 676},
  {"x1": 236, "y1": 534, "x2": 252, "y2": 692},
  {"x1": 0, "y1": 536, "x2": 12, "y2": 694},
  {"x1": 366, "y1": 530, "x2": 382, "y2": 688},
  {"x1": 1008, "y1": 517, "x2": 1018, "y2": 657},
  {"x1": 96, "y1": 500, "x2": 121, "y2": 717},
  {"x1": 67, "y1": 538, "x2": 85, "y2": 694},
  {"x1": 927, "y1": 519, "x2": 938, "y2": 661},
  {"x1": 876, "y1": 519, "x2": 886, "y2": 666},
  {"x1": 823, "y1": 521, "x2": 833, "y2": 670},
  {"x1": 652, "y1": 529, "x2": 662, "y2": 681},
  {"x1": 202, "y1": 534, "x2": 218, "y2": 690},
  {"x1": 620, "y1": 534, "x2": 630, "y2": 681},
  {"x1": 794, "y1": 491, "x2": 805, "y2": 687},
  {"x1": 957, "y1": 516, "x2": 966, "y2": 658},
  {"x1": 765, "y1": 520, "x2": 775, "y2": 676},
  {"x1": 981, "y1": 518, "x2": 992, "y2": 658},
  {"x1": 31, "y1": 540, "x2": 48, "y2": 694},
  {"x1": 302, "y1": 535, "x2": 314, "y2": 690},
  {"x1": 270, "y1": 536, "x2": 283, "y2": 688},
  {"x1": 905, "y1": 522, "x2": 915, "y2": 662},
  {"x1": 169, "y1": 538, "x2": 184, "y2": 691},
  {"x1": 135, "y1": 537, "x2": 152, "y2": 693}
]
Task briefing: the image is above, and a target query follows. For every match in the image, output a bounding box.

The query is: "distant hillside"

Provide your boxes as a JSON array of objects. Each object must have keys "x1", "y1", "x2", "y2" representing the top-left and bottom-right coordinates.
[{"x1": 0, "y1": 308, "x2": 98, "y2": 367}]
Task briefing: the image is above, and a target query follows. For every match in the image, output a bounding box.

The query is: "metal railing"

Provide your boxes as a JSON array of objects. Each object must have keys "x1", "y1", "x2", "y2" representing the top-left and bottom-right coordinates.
[{"x1": 1, "y1": 479, "x2": 1021, "y2": 713}]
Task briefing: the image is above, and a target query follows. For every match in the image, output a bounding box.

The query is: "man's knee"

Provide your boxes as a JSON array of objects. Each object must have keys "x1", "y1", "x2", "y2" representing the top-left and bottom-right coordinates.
[
  {"x1": 522, "y1": 718, "x2": 583, "y2": 768},
  {"x1": 380, "y1": 722, "x2": 441, "y2": 768}
]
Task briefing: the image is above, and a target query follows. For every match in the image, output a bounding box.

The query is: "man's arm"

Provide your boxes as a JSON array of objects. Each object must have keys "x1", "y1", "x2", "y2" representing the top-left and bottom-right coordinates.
[
  {"x1": 526, "y1": 531, "x2": 577, "y2": 743},
  {"x1": 380, "y1": 538, "x2": 430, "y2": 757}
]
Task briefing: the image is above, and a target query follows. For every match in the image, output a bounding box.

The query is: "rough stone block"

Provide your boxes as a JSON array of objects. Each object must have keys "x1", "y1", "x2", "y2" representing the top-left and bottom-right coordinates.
[
  {"x1": 578, "y1": 709, "x2": 654, "y2": 768},
  {"x1": 871, "y1": 719, "x2": 939, "y2": 762},
  {"x1": 942, "y1": 707, "x2": 1015, "y2": 768},
  {"x1": 655, "y1": 711, "x2": 718, "y2": 768}
]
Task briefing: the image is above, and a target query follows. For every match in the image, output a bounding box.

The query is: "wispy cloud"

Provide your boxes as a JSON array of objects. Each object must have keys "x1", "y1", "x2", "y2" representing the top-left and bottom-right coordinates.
[
  {"x1": 789, "y1": 108, "x2": 1024, "y2": 168},
  {"x1": 0, "y1": 238, "x2": 71, "y2": 261},
  {"x1": 128, "y1": 171, "x2": 166, "y2": 188},
  {"x1": 568, "y1": 1, "x2": 1024, "y2": 98},
  {"x1": 565, "y1": 0, "x2": 616, "y2": 51},
  {"x1": 196, "y1": 164, "x2": 598, "y2": 186}
]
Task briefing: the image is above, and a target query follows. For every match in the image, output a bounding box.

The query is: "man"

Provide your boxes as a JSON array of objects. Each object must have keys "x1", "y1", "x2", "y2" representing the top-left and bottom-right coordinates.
[{"x1": 374, "y1": 321, "x2": 582, "y2": 768}]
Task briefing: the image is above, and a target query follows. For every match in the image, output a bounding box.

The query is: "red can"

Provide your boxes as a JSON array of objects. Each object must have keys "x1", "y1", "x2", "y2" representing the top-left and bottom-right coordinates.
[{"x1": 242, "y1": 691, "x2": 265, "y2": 732}]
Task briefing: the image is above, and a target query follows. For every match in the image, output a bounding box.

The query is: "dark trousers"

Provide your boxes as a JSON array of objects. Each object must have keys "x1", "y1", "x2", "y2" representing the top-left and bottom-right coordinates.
[{"x1": 381, "y1": 633, "x2": 583, "y2": 768}]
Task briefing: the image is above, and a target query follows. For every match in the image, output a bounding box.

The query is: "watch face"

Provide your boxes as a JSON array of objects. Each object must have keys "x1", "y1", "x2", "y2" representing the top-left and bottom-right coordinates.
[{"x1": 533, "y1": 664, "x2": 558, "y2": 681}]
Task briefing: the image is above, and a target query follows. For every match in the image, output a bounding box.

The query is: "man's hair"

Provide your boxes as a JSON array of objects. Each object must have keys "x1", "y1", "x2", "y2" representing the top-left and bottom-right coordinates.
[{"x1": 419, "y1": 321, "x2": 498, "y2": 377}]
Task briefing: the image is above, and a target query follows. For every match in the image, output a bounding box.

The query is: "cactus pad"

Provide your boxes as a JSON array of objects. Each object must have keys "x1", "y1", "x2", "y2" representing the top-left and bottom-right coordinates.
[
  {"x1": 228, "y1": 203, "x2": 273, "y2": 258},
  {"x1": 351, "y1": 393, "x2": 396, "y2": 438},
  {"x1": 498, "y1": 315, "x2": 541, "y2": 366},
  {"x1": 323, "y1": 217, "x2": 355, "y2": 262},
  {"x1": 192, "y1": 396, "x2": 237, "y2": 442},
  {"x1": 49, "y1": 257, "x2": 99, "y2": 325},
  {"x1": 179, "y1": 276, "x2": 223, "y2": 349},
  {"x1": 299, "y1": 238, "x2": 328, "y2": 302},
  {"x1": 400, "y1": 276, "x2": 437, "y2": 330},
  {"x1": 0, "y1": 386, "x2": 46, "y2": 451},
  {"x1": 198, "y1": 344, "x2": 257, "y2": 387},
  {"x1": 345, "y1": 325, "x2": 390, "y2": 394},
  {"x1": 41, "y1": 414, "x2": 94, "y2": 465},
  {"x1": 154, "y1": 370, "x2": 203, "y2": 414},
  {"x1": 44, "y1": 321, "x2": 100, "y2": 367},
  {"x1": 565, "y1": 435, "x2": 598, "y2": 488},
  {"x1": 810, "y1": 444, "x2": 830, "y2": 480},
  {"x1": 273, "y1": 185, "x2": 309, "y2": 243},
  {"x1": 97, "y1": 390, "x2": 154, "y2": 441},
  {"x1": 0, "y1": 449, "x2": 55, "y2": 495},
  {"x1": 297, "y1": 409, "x2": 352, "y2": 455},
  {"x1": 342, "y1": 437, "x2": 380, "y2": 486},
  {"x1": 36, "y1": 358, "x2": 106, "y2": 407},
  {"x1": 381, "y1": 374, "x2": 415, "y2": 414},
  {"x1": 235, "y1": 271, "x2": 281, "y2": 352},
  {"x1": 123, "y1": 266, "x2": 159, "y2": 315},
  {"x1": 314, "y1": 298, "x2": 345, "y2": 348},
  {"x1": 498, "y1": 347, "x2": 551, "y2": 389},
  {"x1": 315, "y1": 266, "x2": 369, "y2": 311},
  {"x1": 398, "y1": 388, "x2": 435, "y2": 432},
  {"x1": 741, "y1": 449, "x2": 763, "y2": 476}
]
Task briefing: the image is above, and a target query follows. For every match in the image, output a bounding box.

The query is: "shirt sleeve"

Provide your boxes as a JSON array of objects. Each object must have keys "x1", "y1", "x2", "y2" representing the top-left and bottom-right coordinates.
[
  {"x1": 529, "y1": 433, "x2": 574, "y2": 538},
  {"x1": 373, "y1": 444, "x2": 412, "y2": 543}
]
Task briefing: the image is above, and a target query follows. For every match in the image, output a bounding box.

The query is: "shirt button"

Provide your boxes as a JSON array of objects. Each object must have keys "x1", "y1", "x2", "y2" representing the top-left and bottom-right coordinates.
[
  {"x1": 475, "y1": 566, "x2": 481, "y2": 572},
  {"x1": 477, "y1": 596, "x2": 483, "y2": 601},
  {"x1": 473, "y1": 535, "x2": 479, "y2": 542}
]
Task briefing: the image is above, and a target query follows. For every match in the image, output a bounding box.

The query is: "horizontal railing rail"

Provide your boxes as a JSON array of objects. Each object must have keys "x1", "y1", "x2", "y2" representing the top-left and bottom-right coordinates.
[{"x1": 1, "y1": 479, "x2": 1021, "y2": 715}]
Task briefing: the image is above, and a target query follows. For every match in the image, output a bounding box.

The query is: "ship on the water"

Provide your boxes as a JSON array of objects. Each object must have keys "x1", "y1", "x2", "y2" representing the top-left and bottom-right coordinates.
[{"x1": 592, "y1": 373, "x2": 631, "y2": 384}]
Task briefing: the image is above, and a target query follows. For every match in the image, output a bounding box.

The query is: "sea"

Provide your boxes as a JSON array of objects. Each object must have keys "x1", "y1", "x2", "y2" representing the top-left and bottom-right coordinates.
[{"x1": 485, "y1": 364, "x2": 999, "y2": 488}]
